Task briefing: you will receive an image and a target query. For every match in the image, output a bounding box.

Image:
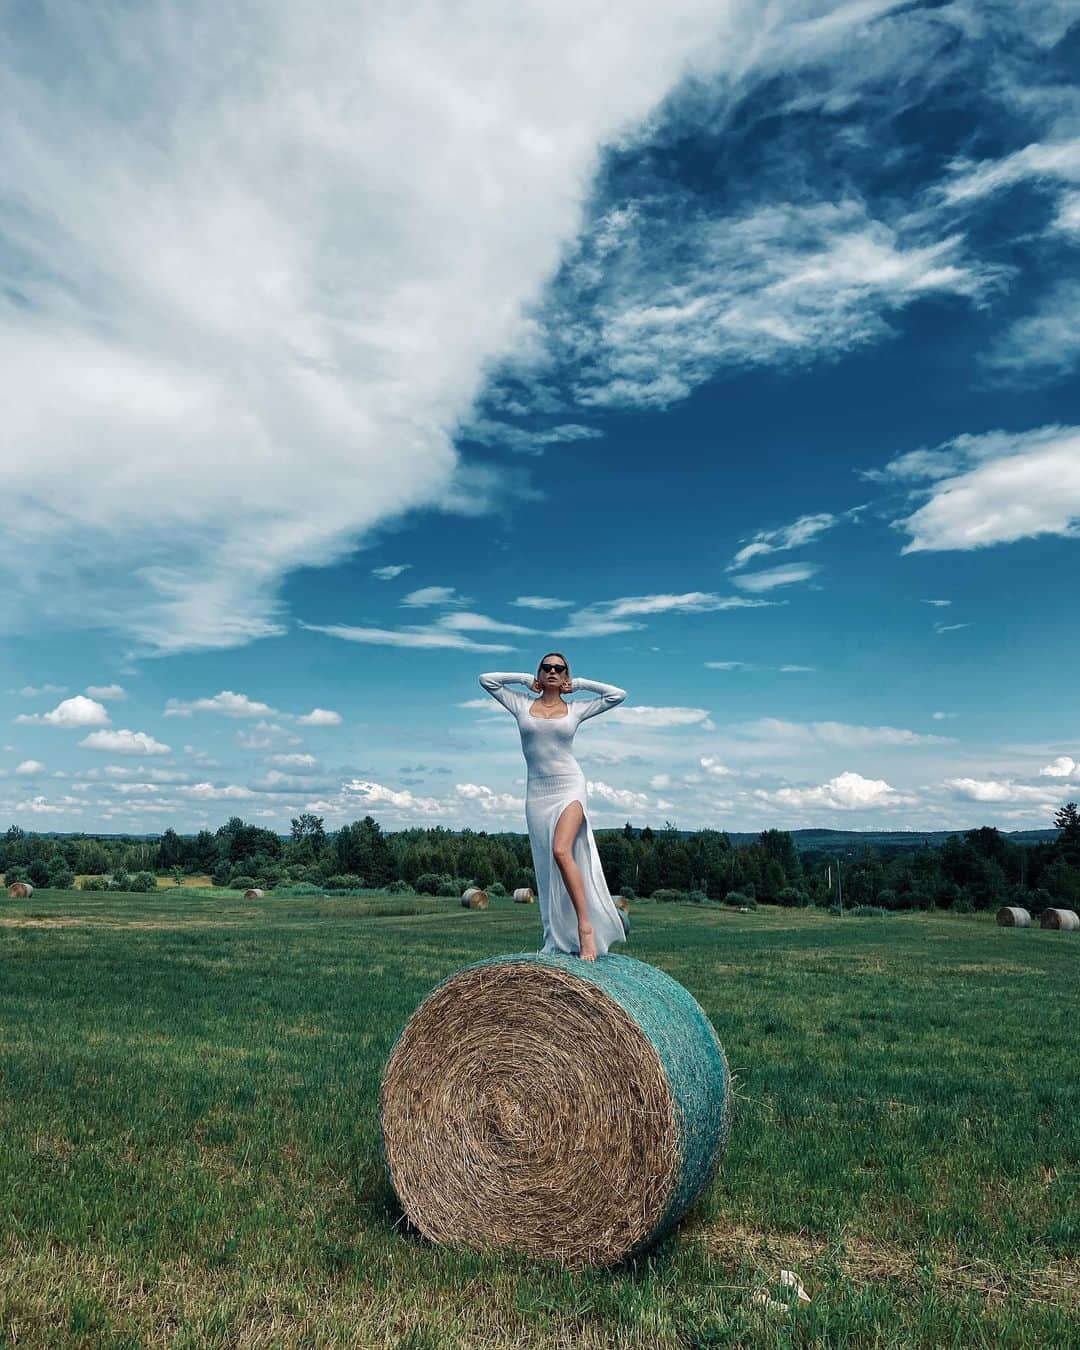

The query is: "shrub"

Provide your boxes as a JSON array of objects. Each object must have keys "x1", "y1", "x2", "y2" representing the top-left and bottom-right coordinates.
[
  {"x1": 387, "y1": 879, "x2": 412, "y2": 894},
  {"x1": 776, "y1": 886, "x2": 809, "y2": 907},
  {"x1": 621, "y1": 886, "x2": 637, "y2": 901},
  {"x1": 323, "y1": 874, "x2": 364, "y2": 890},
  {"x1": 274, "y1": 882, "x2": 324, "y2": 896},
  {"x1": 651, "y1": 888, "x2": 686, "y2": 903},
  {"x1": 108, "y1": 870, "x2": 132, "y2": 892},
  {"x1": 48, "y1": 869, "x2": 76, "y2": 890},
  {"x1": 487, "y1": 881, "x2": 507, "y2": 897},
  {"x1": 228, "y1": 875, "x2": 257, "y2": 891},
  {"x1": 211, "y1": 863, "x2": 231, "y2": 887},
  {"x1": 848, "y1": 905, "x2": 891, "y2": 918},
  {"x1": 724, "y1": 891, "x2": 756, "y2": 909},
  {"x1": 686, "y1": 889, "x2": 709, "y2": 905},
  {"x1": 79, "y1": 875, "x2": 109, "y2": 891},
  {"x1": 131, "y1": 872, "x2": 159, "y2": 893},
  {"x1": 28, "y1": 860, "x2": 50, "y2": 888}
]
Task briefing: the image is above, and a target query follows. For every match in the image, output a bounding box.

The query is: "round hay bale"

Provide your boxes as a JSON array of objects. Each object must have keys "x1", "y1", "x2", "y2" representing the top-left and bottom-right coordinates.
[
  {"x1": 996, "y1": 906, "x2": 1031, "y2": 927},
  {"x1": 1040, "y1": 907, "x2": 1079, "y2": 931},
  {"x1": 243, "y1": 888, "x2": 265, "y2": 900},
  {"x1": 379, "y1": 952, "x2": 732, "y2": 1267},
  {"x1": 612, "y1": 894, "x2": 630, "y2": 913},
  {"x1": 461, "y1": 887, "x2": 488, "y2": 910},
  {"x1": 7, "y1": 882, "x2": 33, "y2": 899},
  {"x1": 513, "y1": 887, "x2": 536, "y2": 905}
]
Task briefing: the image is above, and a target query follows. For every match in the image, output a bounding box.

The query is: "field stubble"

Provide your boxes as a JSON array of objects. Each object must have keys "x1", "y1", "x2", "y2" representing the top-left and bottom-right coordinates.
[{"x1": 0, "y1": 893, "x2": 1076, "y2": 1348}]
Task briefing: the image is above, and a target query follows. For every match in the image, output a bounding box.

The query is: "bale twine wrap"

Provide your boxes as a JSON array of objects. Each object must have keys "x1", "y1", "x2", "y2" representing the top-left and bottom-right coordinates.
[
  {"x1": 996, "y1": 906, "x2": 1031, "y2": 927},
  {"x1": 512, "y1": 887, "x2": 536, "y2": 905},
  {"x1": 1040, "y1": 908, "x2": 1079, "y2": 931},
  {"x1": 379, "y1": 952, "x2": 732, "y2": 1267},
  {"x1": 7, "y1": 882, "x2": 33, "y2": 899},
  {"x1": 460, "y1": 887, "x2": 488, "y2": 910},
  {"x1": 243, "y1": 888, "x2": 265, "y2": 900}
]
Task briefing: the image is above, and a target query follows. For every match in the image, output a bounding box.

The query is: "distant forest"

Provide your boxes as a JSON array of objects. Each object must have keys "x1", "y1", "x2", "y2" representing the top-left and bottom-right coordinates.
[{"x1": 3, "y1": 804, "x2": 1079, "y2": 914}]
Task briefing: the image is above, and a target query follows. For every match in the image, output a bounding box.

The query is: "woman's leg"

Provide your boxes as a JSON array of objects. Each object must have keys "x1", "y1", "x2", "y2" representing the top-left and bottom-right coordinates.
[{"x1": 552, "y1": 801, "x2": 596, "y2": 961}]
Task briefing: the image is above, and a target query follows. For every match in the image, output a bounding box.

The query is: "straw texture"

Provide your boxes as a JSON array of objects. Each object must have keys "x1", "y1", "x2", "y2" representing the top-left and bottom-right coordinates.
[
  {"x1": 7, "y1": 882, "x2": 33, "y2": 899},
  {"x1": 997, "y1": 906, "x2": 1031, "y2": 927},
  {"x1": 1040, "y1": 908, "x2": 1079, "y2": 930},
  {"x1": 379, "y1": 952, "x2": 731, "y2": 1267},
  {"x1": 513, "y1": 888, "x2": 536, "y2": 904},
  {"x1": 243, "y1": 888, "x2": 265, "y2": 899},
  {"x1": 461, "y1": 888, "x2": 489, "y2": 910}
]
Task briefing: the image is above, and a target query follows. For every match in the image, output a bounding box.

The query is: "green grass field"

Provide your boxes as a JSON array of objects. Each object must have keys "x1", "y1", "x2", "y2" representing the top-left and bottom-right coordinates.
[{"x1": 1, "y1": 892, "x2": 1076, "y2": 1348}]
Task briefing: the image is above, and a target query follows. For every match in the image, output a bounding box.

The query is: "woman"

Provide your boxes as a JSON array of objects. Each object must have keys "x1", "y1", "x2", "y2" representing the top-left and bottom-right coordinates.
[{"x1": 478, "y1": 654, "x2": 628, "y2": 960}]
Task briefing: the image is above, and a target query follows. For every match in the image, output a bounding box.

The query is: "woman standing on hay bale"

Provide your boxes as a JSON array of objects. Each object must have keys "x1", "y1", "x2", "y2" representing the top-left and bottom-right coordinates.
[{"x1": 479, "y1": 655, "x2": 627, "y2": 962}]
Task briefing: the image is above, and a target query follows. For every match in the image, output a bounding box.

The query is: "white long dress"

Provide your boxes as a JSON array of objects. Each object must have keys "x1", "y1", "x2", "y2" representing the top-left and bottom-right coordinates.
[{"x1": 478, "y1": 672, "x2": 629, "y2": 957}]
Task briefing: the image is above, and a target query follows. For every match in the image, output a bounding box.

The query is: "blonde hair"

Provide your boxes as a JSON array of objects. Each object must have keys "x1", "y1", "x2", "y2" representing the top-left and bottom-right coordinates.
[{"x1": 536, "y1": 652, "x2": 571, "y2": 681}]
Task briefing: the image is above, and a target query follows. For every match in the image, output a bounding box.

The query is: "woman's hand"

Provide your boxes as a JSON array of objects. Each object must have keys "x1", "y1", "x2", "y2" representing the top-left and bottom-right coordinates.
[
  {"x1": 560, "y1": 677, "x2": 572, "y2": 694},
  {"x1": 531, "y1": 678, "x2": 542, "y2": 693}
]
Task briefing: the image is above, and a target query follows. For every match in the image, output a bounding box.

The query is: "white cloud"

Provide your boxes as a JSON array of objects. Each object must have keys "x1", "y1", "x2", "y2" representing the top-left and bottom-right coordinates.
[
  {"x1": 511, "y1": 596, "x2": 575, "y2": 610},
  {"x1": 0, "y1": 1, "x2": 738, "y2": 653},
  {"x1": 735, "y1": 718, "x2": 950, "y2": 749},
  {"x1": 700, "y1": 756, "x2": 735, "y2": 778},
  {"x1": 85, "y1": 684, "x2": 126, "y2": 700},
  {"x1": 454, "y1": 782, "x2": 522, "y2": 812},
  {"x1": 15, "y1": 695, "x2": 111, "y2": 728},
  {"x1": 436, "y1": 612, "x2": 537, "y2": 635},
  {"x1": 982, "y1": 282, "x2": 1080, "y2": 386},
  {"x1": 18, "y1": 684, "x2": 66, "y2": 697},
  {"x1": 888, "y1": 425, "x2": 1080, "y2": 553},
  {"x1": 234, "y1": 720, "x2": 302, "y2": 750},
  {"x1": 183, "y1": 782, "x2": 258, "y2": 801},
  {"x1": 778, "y1": 664, "x2": 815, "y2": 673},
  {"x1": 762, "y1": 771, "x2": 912, "y2": 811},
  {"x1": 586, "y1": 779, "x2": 651, "y2": 811},
  {"x1": 557, "y1": 591, "x2": 775, "y2": 637},
  {"x1": 297, "y1": 708, "x2": 342, "y2": 727},
  {"x1": 401, "y1": 586, "x2": 471, "y2": 608},
  {"x1": 731, "y1": 563, "x2": 818, "y2": 593},
  {"x1": 270, "y1": 753, "x2": 319, "y2": 769},
  {"x1": 932, "y1": 711, "x2": 957, "y2": 721},
  {"x1": 942, "y1": 138, "x2": 1080, "y2": 205},
  {"x1": 705, "y1": 661, "x2": 749, "y2": 671},
  {"x1": 1040, "y1": 756, "x2": 1079, "y2": 779},
  {"x1": 922, "y1": 599, "x2": 951, "y2": 607},
  {"x1": 729, "y1": 512, "x2": 837, "y2": 569},
  {"x1": 372, "y1": 564, "x2": 411, "y2": 580},
  {"x1": 165, "y1": 690, "x2": 276, "y2": 719},
  {"x1": 15, "y1": 794, "x2": 79, "y2": 816},
  {"x1": 300, "y1": 621, "x2": 514, "y2": 652},
  {"x1": 15, "y1": 760, "x2": 45, "y2": 775},
  {"x1": 934, "y1": 622, "x2": 971, "y2": 634},
  {"x1": 344, "y1": 779, "x2": 444, "y2": 813},
  {"x1": 612, "y1": 705, "x2": 714, "y2": 729},
  {"x1": 79, "y1": 729, "x2": 171, "y2": 755},
  {"x1": 946, "y1": 777, "x2": 1061, "y2": 804},
  {"x1": 649, "y1": 773, "x2": 673, "y2": 790}
]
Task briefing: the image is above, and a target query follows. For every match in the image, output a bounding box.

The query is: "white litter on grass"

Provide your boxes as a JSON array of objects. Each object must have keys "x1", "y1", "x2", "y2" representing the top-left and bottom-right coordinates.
[{"x1": 753, "y1": 1270, "x2": 811, "y2": 1316}]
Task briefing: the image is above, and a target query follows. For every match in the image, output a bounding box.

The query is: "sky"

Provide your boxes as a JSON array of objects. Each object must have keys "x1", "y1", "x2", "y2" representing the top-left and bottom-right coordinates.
[{"x1": 1, "y1": 0, "x2": 1078, "y2": 836}]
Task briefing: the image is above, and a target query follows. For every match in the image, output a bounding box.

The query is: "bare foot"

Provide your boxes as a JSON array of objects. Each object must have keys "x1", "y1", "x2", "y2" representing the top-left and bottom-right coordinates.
[{"x1": 578, "y1": 923, "x2": 597, "y2": 962}]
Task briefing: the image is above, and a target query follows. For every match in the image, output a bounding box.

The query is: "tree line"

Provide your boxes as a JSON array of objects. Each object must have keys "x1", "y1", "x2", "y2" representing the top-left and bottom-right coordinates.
[{"x1": 3, "y1": 804, "x2": 1079, "y2": 913}]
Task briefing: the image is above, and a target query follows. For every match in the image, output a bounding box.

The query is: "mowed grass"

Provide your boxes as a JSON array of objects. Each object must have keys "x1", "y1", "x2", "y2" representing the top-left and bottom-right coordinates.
[{"x1": 0, "y1": 894, "x2": 1076, "y2": 1348}]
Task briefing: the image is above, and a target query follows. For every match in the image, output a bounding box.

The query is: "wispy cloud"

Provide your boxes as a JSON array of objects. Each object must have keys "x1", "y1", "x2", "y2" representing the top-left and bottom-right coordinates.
[
  {"x1": 401, "y1": 586, "x2": 472, "y2": 608},
  {"x1": 300, "y1": 621, "x2": 514, "y2": 653},
  {"x1": 436, "y1": 612, "x2": 538, "y2": 635},
  {"x1": 511, "y1": 596, "x2": 575, "y2": 610},
  {"x1": 981, "y1": 281, "x2": 1080, "y2": 387},
  {"x1": 557, "y1": 591, "x2": 775, "y2": 637},
  {"x1": 934, "y1": 622, "x2": 971, "y2": 634},
  {"x1": 371, "y1": 564, "x2": 411, "y2": 580},
  {"x1": 729, "y1": 511, "x2": 838, "y2": 569},
  {"x1": 612, "y1": 706, "x2": 714, "y2": 730},
  {"x1": 85, "y1": 684, "x2": 127, "y2": 701},
  {"x1": 922, "y1": 599, "x2": 951, "y2": 608},
  {"x1": 460, "y1": 420, "x2": 602, "y2": 455},
  {"x1": 730, "y1": 563, "x2": 818, "y2": 593}
]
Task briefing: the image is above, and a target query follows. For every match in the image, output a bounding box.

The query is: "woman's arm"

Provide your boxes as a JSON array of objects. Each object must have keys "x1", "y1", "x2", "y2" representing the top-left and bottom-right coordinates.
[
  {"x1": 571, "y1": 676, "x2": 627, "y2": 723},
  {"x1": 478, "y1": 672, "x2": 535, "y2": 715}
]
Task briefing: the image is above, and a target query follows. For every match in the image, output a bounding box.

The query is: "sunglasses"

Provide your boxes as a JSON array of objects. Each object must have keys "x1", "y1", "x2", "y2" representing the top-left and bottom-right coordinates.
[{"x1": 540, "y1": 663, "x2": 567, "y2": 674}]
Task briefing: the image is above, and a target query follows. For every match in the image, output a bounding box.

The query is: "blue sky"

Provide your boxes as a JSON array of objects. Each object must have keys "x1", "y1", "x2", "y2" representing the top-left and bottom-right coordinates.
[{"x1": 2, "y1": 1, "x2": 1078, "y2": 834}]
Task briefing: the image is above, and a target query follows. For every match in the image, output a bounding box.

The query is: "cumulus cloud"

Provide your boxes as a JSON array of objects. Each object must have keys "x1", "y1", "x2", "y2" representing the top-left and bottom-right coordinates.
[
  {"x1": 15, "y1": 695, "x2": 111, "y2": 728},
  {"x1": 15, "y1": 760, "x2": 45, "y2": 775},
  {"x1": 700, "y1": 756, "x2": 735, "y2": 777},
  {"x1": 454, "y1": 782, "x2": 523, "y2": 812},
  {"x1": 297, "y1": 708, "x2": 342, "y2": 727},
  {"x1": 165, "y1": 690, "x2": 276, "y2": 718},
  {"x1": 234, "y1": 721, "x2": 302, "y2": 750},
  {"x1": 586, "y1": 780, "x2": 651, "y2": 811},
  {"x1": 0, "y1": 0, "x2": 738, "y2": 653},
  {"x1": 79, "y1": 729, "x2": 171, "y2": 755},
  {"x1": 1039, "y1": 756, "x2": 1079, "y2": 779},
  {"x1": 885, "y1": 425, "x2": 1080, "y2": 553},
  {"x1": 761, "y1": 770, "x2": 912, "y2": 811},
  {"x1": 183, "y1": 782, "x2": 257, "y2": 801},
  {"x1": 344, "y1": 779, "x2": 444, "y2": 813},
  {"x1": 946, "y1": 777, "x2": 1061, "y2": 803}
]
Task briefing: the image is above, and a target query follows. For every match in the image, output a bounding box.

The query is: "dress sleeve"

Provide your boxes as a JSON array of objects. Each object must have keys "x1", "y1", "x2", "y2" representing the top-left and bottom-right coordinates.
[
  {"x1": 571, "y1": 676, "x2": 627, "y2": 723},
  {"x1": 478, "y1": 672, "x2": 534, "y2": 716}
]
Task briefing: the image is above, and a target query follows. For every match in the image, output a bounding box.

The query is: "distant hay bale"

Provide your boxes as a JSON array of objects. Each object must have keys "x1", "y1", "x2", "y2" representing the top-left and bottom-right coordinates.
[
  {"x1": 243, "y1": 888, "x2": 265, "y2": 900},
  {"x1": 1040, "y1": 908, "x2": 1079, "y2": 931},
  {"x1": 461, "y1": 887, "x2": 489, "y2": 910},
  {"x1": 612, "y1": 894, "x2": 630, "y2": 912},
  {"x1": 513, "y1": 887, "x2": 535, "y2": 905},
  {"x1": 380, "y1": 952, "x2": 732, "y2": 1268},
  {"x1": 6, "y1": 882, "x2": 33, "y2": 899},
  {"x1": 996, "y1": 906, "x2": 1031, "y2": 928}
]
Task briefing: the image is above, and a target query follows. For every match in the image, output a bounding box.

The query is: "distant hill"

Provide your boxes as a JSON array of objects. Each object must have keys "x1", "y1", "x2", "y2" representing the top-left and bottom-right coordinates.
[{"x1": 722, "y1": 828, "x2": 1059, "y2": 852}]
